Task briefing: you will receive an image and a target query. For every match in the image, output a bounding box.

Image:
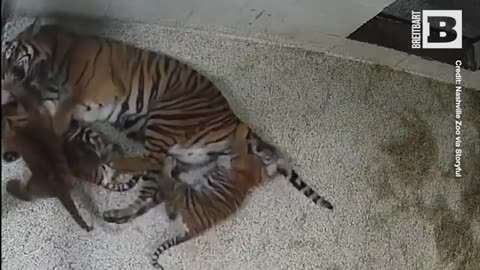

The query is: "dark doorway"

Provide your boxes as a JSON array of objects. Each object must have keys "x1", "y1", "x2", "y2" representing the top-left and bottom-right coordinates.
[{"x1": 348, "y1": 0, "x2": 480, "y2": 71}]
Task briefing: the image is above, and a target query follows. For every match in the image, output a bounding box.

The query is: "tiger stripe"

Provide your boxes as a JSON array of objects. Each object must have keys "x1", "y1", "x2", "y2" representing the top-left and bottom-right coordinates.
[{"x1": 2, "y1": 19, "x2": 333, "y2": 209}]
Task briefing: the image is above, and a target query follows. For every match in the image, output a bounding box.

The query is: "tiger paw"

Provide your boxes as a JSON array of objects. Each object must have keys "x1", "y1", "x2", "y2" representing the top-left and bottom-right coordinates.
[
  {"x1": 83, "y1": 225, "x2": 94, "y2": 232},
  {"x1": 115, "y1": 173, "x2": 134, "y2": 183},
  {"x1": 6, "y1": 179, "x2": 31, "y2": 201},
  {"x1": 102, "y1": 210, "x2": 130, "y2": 224},
  {"x1": 2, "y1": 151, "x2": 20, "y2": 162},
  {"x1": 100, "y1": 164, "x2": 115, "y2": 185},
  {"x1": 43, "y1": 100, "x2": 57, "y2": 115},
  {"x1": 110, "y1": 173, "x2": 137, "y2": 192},
  {"x1": 6, "y1": 179, "x2": 21, "y2": 195}
]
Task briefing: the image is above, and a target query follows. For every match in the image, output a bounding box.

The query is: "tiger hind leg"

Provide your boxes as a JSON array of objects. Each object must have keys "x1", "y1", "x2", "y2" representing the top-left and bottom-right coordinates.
[{"x1": 102, "y1": 173, "x2": 162, "y2": 224}]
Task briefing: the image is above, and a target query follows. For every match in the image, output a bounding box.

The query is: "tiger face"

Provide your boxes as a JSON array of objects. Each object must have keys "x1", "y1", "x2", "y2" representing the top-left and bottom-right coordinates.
[
  {"x1": 2, "y1": 40, "x2": 30, "y2": 83},
  {"x1": 1, "y1": 40, "x2": 48, "y2": 86},
  {"x1": 1, "y1": 19, "x2": 47, "y2": 89}
]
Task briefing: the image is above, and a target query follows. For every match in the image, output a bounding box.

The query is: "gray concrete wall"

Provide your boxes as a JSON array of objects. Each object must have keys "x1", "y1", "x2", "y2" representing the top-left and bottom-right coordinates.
[
  {"x1": 9, "y1": 0, "x2": 395, "y2": 38},
  {"x1": 5, "y1": 0, "x2": 479, "y2": 89}
]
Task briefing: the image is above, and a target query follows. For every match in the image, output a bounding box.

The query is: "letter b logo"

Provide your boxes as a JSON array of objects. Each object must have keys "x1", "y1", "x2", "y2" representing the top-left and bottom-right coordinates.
[{"x1": 422, "y1": 10, "x2": 462, "y2": 49}]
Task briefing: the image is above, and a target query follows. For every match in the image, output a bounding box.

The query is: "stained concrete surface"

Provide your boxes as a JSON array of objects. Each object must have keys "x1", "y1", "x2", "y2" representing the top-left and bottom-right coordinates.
[{"x1": 1, "y1": 17, "x2": 479, "y2": 270}]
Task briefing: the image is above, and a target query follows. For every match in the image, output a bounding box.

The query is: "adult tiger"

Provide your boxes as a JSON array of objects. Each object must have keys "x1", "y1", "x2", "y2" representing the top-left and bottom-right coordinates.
[{"x1": 1, "y1": 18, "x2": 333, "y2": 209}]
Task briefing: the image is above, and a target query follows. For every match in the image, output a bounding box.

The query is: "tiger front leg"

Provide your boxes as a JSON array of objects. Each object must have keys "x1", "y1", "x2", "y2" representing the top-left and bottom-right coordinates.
[
  {"x1": 109, "y1": 155, "x2": 164, "y2": 173},
  {"x1": 52, "y1": 95, "x2": 77, "y2": 136},
  {"x1": 6, "y1": 179, "x2": 33, "y2": 201}
]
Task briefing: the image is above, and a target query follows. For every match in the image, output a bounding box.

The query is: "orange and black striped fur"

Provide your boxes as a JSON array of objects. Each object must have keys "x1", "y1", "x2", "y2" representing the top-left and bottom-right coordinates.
[
  {"x1": 1, "y1": 19, "x2": 333, "y2": 210},
  {"x1": 103, "y1": 123, "x2": 263, "y2": 269}
]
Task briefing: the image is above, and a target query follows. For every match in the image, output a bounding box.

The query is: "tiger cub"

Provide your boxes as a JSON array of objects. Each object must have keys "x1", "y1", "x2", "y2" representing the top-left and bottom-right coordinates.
[
  {"x1": 102, "y1": 123, "x2": 263, "y2": 269},
  {"x1": 1, "y1": 99, "x2": 137, "y2": 193},
  {"x1": 2, "y1": 84, "x2": 146, "y2": 224},
  {"x1": 2, "y1": 82, "x2": 97, "y2": 231}
]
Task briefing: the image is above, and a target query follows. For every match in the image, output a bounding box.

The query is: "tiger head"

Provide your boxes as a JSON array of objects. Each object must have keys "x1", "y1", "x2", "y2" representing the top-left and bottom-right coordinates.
[{"x1": 2, "y1": 19, "x2": 48, "y2": 89}]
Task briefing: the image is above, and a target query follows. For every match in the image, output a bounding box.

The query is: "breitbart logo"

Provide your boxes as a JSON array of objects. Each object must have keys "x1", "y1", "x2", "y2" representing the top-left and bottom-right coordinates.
[{"x1": 411, "y1": 10, "x2": 462, "y2": 49}]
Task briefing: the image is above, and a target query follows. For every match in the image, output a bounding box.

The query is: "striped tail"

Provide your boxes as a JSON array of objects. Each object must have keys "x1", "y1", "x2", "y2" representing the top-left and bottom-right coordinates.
[
  {"x1": 248, "y1": 131, "x2": 334, "y2": 210},
  {"x1": 284, "y1": 169, "x2": 333, "y2": 209},
  {"x1": 151, "y1": 235, "x2": 189, "y2": 269}
]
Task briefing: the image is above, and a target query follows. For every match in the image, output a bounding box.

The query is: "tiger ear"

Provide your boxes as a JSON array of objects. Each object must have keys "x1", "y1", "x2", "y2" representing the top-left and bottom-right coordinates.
[
  {"x1": 21, "y1": 18, "x2": 41, "y2": 38},
  {"x1": 1, "y1": 40, "x2": 11, "y2": 51}
]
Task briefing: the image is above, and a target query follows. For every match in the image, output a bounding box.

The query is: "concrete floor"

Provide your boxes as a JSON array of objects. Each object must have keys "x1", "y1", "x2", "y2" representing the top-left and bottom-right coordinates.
[{"x1": 2, "y1": 17, "x2": 479, "y2": 270}]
